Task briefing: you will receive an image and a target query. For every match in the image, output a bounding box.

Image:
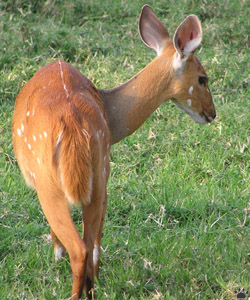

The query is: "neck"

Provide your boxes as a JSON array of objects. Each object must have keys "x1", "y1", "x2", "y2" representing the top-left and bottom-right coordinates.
[{"x1": 99, "y1": 48, "x2": 175, "y2": 144}]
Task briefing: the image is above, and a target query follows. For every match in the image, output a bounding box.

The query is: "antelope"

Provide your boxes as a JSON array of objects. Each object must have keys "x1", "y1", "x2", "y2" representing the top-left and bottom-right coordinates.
[{"x1": 12, "y1": 5, "x2": 216, "y2": 299}]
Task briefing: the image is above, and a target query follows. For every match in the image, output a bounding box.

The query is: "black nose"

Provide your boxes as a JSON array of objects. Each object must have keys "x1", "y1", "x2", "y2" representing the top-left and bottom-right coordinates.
[{"x1": 202, "y1": 111, "x2": 216, "y2": 123}]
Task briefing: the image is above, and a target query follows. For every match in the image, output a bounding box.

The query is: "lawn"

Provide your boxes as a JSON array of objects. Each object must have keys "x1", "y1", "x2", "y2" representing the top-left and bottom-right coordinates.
[{"x1": 0, "y1": 0, "x2": 250, "y2": 299}]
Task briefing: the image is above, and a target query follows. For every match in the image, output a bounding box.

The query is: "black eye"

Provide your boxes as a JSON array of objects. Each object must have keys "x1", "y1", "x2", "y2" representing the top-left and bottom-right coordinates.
[{"x1": 198, "y1": 76, "x2": 208, "y2": 86}]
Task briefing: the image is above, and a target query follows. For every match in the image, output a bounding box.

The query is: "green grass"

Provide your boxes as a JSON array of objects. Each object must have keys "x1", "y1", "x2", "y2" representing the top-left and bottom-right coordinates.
[{"x1": 1, "y1": 0, "x2": 250, "y2": 299}]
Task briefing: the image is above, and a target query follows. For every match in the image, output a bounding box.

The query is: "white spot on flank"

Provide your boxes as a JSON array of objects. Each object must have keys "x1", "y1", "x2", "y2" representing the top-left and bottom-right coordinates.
[
  {"x1": 32, "y1": 150, "x2": 35, "y2": 155},
  {"x1": 33, "y1": 135, "x2": 36, "y2": 142},
  {"x1": 54, "y1": 245, "x2": 64, "y2": 262},
  {"x1": 17, "y1": 128, "x2": 21, "y2": 136},
  {"x1": 39, "y1": 134, "x2": 42, "y2": 139},
  {"x1": 104, "y1": 155, "x2": 106, "y2": 162},
  {"x1": 97, "y1": 130, "x2": 102, "y2": 137},
  {"x1": 28, "y1": 144, "x2": 32, "y2": 150},
  {"x1": 37, "y1": 157, "x2": 41, "y2": 165},
  {"x1": 44, "y1": 131, "x2": 48, "y2": 138},
  {"x1": 32, "y1": 109, "x2": 35, "y2": 116},
  {"x1": 24, "y1": 137, "x2": 27, "y2": 143},
  {"x1": 188, "y1": 86, "x2": 193, "y2": 95},
  {"x1": 58, "y1": 60, "x2": 69, "y2": 99},
  {"x1": 93, "y1": 243, "x2": 99, "y2": 266},
  {"x1": 21, "y1": 124, "x2": 24, "y2": 132},
  {"x1": 27, "y1": 111, "x2": 30, "y2": 117},
  {"x1": 187, "y1": 99, "x2": 192, "y2": 107},
  {"x1": 30, "y1": 171, "x2": 36, "y2": 180}
]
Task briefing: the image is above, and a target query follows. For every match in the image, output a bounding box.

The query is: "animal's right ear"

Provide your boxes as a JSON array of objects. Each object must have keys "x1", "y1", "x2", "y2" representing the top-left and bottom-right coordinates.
[{"x1": 139, "y1": 5, "x2": 170, "y2": 56}]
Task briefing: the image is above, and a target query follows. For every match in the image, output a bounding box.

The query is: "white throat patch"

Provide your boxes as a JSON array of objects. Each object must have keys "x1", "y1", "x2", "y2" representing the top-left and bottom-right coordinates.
[
  {"x1": 174, "y1": 101, "x2": 207, "y2": 124},
  {"x1": 173, "y1": 52, "x2": 186, "y2": 76}
]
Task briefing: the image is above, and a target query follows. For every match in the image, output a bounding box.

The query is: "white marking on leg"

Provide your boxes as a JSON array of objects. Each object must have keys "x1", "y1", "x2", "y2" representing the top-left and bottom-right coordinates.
[
  {"x1": 93, "y1": 243, "x2": 99, "y2": 266},
  {"x1": 54, "y1": 245, "x2": 64, "y2": 262},
  {"x1": 188, "y1": 86, "x2": 193, "y2": 95}
]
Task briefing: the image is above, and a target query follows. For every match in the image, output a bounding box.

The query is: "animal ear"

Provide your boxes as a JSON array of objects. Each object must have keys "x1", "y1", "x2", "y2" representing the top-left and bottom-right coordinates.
[
  {"x1": 139, "y1": 5, "x2": 170, "y2": 56},
  {"x1": 173, "y1": 15, "x2": 202, "y2": 58}
]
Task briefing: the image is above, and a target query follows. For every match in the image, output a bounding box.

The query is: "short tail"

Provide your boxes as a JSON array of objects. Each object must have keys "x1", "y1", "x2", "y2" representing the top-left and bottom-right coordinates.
[{"x1": 53, "y1": 115, "x2": 92, "y2": 206}]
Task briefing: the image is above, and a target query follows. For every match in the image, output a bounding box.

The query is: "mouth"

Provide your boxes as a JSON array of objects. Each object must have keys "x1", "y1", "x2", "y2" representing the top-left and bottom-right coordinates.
[
  {"x1": 202, "y1": 111, "x2": 213, "y2": 123},
  {"x1": 201, "y1": 111, "x2": 216, "y2": 123},
  {"x1": 174, "y1": 102, "x2": 209, "y2": 124},
  {"x1": 173, "y1": 101, "x2": 216, "y2": 124}
]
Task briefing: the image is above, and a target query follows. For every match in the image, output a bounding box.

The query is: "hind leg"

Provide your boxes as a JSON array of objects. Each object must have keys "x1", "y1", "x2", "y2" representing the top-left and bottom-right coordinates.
[
  {"x1": 92, "y1": 190, "x2": 107, "y2": 279},
  {"x1": 82, "y1": 201, "x2": 103, "y2": 299},
  {"x1": 37, "y1": 187, "x2": 88, "y2": 300},
  {"x1": 50, "y1": 227, "x2": 66, "y2": 262},
  {"x1": 81, "y1": 178, "x2": 107, "y2": 299}
]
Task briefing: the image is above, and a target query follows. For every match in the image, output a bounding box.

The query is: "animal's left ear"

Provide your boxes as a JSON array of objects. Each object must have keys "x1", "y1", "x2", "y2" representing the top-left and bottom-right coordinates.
[{"x1": 173, "y1": 15, "x2": 202, "y2": 58}]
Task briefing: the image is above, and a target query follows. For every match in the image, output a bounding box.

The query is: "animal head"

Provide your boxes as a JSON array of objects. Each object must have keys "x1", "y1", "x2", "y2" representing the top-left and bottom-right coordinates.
[{"x1": 139, "y1": 5, "x2": 216, "y2": 124}]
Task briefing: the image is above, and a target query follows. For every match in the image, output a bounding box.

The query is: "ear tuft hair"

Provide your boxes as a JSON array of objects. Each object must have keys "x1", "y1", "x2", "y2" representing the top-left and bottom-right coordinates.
[{"x1": 173, "y1": 15, "x2": 202, "y2": 58}]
